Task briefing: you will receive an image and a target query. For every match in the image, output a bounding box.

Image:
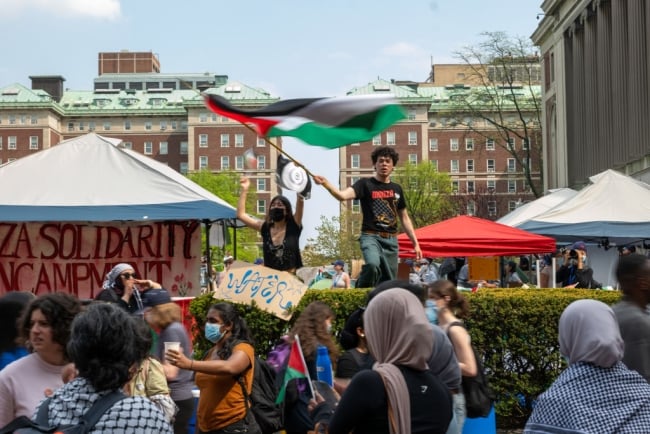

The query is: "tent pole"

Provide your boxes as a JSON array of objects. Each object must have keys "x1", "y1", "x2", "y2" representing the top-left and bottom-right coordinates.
[{"x1": 204, "y1": 219, "x2": 212, "y2": 274}]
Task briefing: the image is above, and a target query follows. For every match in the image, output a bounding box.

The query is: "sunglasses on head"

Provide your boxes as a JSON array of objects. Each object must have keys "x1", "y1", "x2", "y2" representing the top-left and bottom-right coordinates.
[{"x1": 120, "y1": 273, "x2": 137, "y2": 279}]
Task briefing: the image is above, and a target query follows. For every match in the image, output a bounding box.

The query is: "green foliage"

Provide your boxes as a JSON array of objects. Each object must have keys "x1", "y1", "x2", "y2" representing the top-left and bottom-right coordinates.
[
  {"x1": 392, "y1": 162, "x2": 456, "y2": 228},
  {"x1": 304, "y1": 214, "x2": 362, "y2": 267},
  {"x1": 188, "y1": 287, "x2": 622, "y2": 429},
  {"x1": 185, "y1": 170, "x2": 261, "y2": 263}
]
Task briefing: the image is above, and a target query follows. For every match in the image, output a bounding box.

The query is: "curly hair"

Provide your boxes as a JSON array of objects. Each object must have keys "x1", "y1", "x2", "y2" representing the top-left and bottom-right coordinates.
[
  {"x1": 427, "y1": 279, "x2": 471, "y2": 319},
  {"x1": 20, "y1": 292, "x2": 82, "y2": 361},
  {"x1": 371, "y1": 145, "x2": 399, "y2": 165},
  {"x1": 289, "y1": 301, "x2": 339, "y2": 362},
  {"x1": 209, "y1": 303, "x2": 254, "y2": 360},
  {"x1": 148, "y1": 302, "x2": 182, "y2": 330},
  {"x1": 67, "y1": 303, "x2": 140, "y2": 391}
]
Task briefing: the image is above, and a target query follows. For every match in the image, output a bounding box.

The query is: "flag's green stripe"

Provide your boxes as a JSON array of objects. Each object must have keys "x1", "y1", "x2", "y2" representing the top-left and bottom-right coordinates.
[
  {"x1": 275, "y1": 367, "x2": 307, "y2": 404},
  {"x1": 267, "y1": 104, "x2": 405, "y2": 149}
]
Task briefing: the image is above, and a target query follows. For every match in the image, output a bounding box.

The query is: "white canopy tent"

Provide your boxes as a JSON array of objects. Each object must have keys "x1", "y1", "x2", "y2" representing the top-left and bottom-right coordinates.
[{"x1": 497, "y1": 188, "x2": 578, "y2": 228}]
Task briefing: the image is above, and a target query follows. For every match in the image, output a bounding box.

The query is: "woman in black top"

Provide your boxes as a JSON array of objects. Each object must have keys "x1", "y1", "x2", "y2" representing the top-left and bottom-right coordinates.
[
  {"x1": 334, "y1": 307, "x2": 374, "y2": 392},
  {"x1": 237, "y1": 176, "x2": 304, "y2": 272}
]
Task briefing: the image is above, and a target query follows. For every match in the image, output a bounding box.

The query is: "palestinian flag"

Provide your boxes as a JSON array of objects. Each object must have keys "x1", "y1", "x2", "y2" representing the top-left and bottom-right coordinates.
[
  {"x1": 204, "y1": 93, "x2": 405, "y2": 149},
  {"x1": 275, "y1": 335, "x2": 314, "y2": 404}
]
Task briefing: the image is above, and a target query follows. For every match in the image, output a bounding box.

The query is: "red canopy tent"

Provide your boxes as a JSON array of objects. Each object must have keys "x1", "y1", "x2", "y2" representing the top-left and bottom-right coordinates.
[{"x1": 398, "y1": 215, "x2": 556, "y2": 258}]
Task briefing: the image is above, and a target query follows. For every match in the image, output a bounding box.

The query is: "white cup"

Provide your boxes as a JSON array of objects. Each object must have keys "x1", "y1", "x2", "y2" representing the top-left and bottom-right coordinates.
[{"x1": 164, "y1": 341, "x2": 181, "y2": 353}]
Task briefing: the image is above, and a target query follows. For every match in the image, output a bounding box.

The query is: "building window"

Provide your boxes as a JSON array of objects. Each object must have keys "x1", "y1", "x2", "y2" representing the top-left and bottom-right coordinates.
[
  {"x1": 199, "y1": 113, "x2": 208, "y2": 123},
  {"x1": 430, "y1": 159, "x2": 438, "y2": 171},
  {"x1": 507, "y1": 158, "x2": 516, "y2": 172},
  {"x1": 145, "y1": 121, "x2": 152, "y2": 131},
  {"x1": 487, "y1": 179, "x2": 496, "y2": 191},
  {"x1": 235, "y1": 155, "x2": 244, "y2": 170},
  {"x1": 199, "y1": 134, "x2": 208, "y2": 147},
  {"x1": 221, "y1": 156, "x2": 230, "y2": 170},
  {"x1": 8, "y1": 136, "x2": 16, "y2": 150},
  {"x1": 0, "y1": 137, "x2": 3, "y2": 149},
  {"x1": 429, "y1": 138, "x2": 438, "y2": 151},
  {"x1": 257, "y1": 200, "x2": 266, "y2": 215},
  {"x1": 372, "y1": 135, "x2": 381, "y2": 146},
  {"x1": 488, "y1": 201, "x2": 497, "y2": 216},
  {"x1": 508, "y1": 180, "x2": 516, "y2": 193},
  {"x1": 386, "y1": 132, "x2": 396, "y2": 146},
  {"x1": 467, "y1": 201, "x2": 476, "y2": 216},
  {"x1": 124, "y1": 120, "x2": 131, "y2": 130},
  {"x1": 144, "y1": 141, "x2": 153, "y2": 155},
  {"x1": 88, "y1": 121, "x2": 96, "y2": 131},
  {"x1": 408, "y1": 131, "x2": 417, "y2": 146},
  {"x1": 486, "y1": 138, "x2": 495, "y2": 150},
  {"x1": 78, "y1": 122, "x2": 85, "y2": 131},
  {"x1": 220, "y1": 134, "x2": 230, "y2": 147},
  {"x1": 466, "y1": 159, "x2": 474, "y2": 173},
  {"x1": 487, "y1": 159, "x2": 495, "y2": 172},
  {"x1": 103, "y1": 121, "x2": 111, "y2": 131},
  {"x1": 351, "y1": 154, "x2": 360, "y2": 168},
  {"x1": 257, "y1": 178, "x2": 267, "y2": 191},
  {"x1": 257, "y1": 155, "x2": 266, "y2": 169},
  {"x1": 257, "y1": 137, "x2": 266, "y2": 147},
  {"x1": 123, "y1": 141, "x2": 132, "y2": 150},
  {"x1": 450, "y1": 138, "x2": 459, "y2": 151},
  {"x1": 407, "y1": 108, "x2": 416, "y2": 120},
  {"x1": 180, "y1": 121, "x2": 188, "y2": 130},
  {"x1": 509, "y1": 200, "x2": 518, "y2": 212},
  {"x1": 507, "y1": 137, "x2": 515, "y2": 149},
  {"x1": 450, "y1": 159, "x2": 459, "y2": 173},
  {"x1": 199, "y1": 156, "x2": 208, "y2": 170},
  {"x1": 408, "y1": 154, "x2": 417, "y2": 164},
  {"x1": 9, "y1": 115, "x2": 15, "y2": 125},
  {"x1": 522, "y1": 137, "x2": 530, "y2": 150},
  {"x1": 451, "y1": 180, "x2": 459, "y2": 193},
  {"x1": 180, "y1": 141, "x2": 188, "y2": 155},
  {"x1": 29, "y1": 136, "x2": 38, "y2": 150},
  {"x1": 160, "y1": 121, "x2": 167, "y2": 131},
  {"x1": 351, "y1": 199, "x2": 361, "y2": 214},
  {"x1": 465, "y1": 138, "x2": 474, "y2": 150},
  {"x1": 180, "y1": 162, "x2": 188, "y2": 174},
  {"x1": 235, "y1": 134, "x2": 244, "y2": 147},
  {"x1": 67, "y1": 122, "x2": 74, "y2": 132},
  {"x1": 30, "y1": 115, "x2": 38, "y2": 125},
  {"x1": 467, "y1": 180, "x2": 475, "y2": 193},
  {"x1": 171, "y1": 121, "x2": 177, "y2": 130},
  {"x1": 159, "y1": 141, "x2": 168, "y2": 155}
]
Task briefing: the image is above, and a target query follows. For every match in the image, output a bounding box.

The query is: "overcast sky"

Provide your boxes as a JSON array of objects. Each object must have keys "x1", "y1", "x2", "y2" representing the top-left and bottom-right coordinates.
[{"x1": 0, "y1": 0, "x2": 544, "y2": 244}]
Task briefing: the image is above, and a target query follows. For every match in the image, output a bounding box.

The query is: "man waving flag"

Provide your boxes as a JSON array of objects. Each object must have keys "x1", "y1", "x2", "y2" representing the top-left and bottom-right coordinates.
[{"x1": 204, "y1": 93, "x2": 405, "y2": 149}]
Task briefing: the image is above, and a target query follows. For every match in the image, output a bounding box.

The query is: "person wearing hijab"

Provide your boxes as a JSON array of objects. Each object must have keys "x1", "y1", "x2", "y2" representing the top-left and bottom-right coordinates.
[
  {"x1": 311, "y1": 288, "x2": 452, "y2": 434},
  {"x1": 524, "y1": 299, "x2": 650, "y2": 434},
  {"x1": 95, "y1": 263, "x2": 162, "y2": 314}
]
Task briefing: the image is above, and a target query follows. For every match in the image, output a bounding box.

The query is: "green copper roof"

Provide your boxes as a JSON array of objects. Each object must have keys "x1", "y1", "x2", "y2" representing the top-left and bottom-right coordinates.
[{"x1": 0, "y1": 83, "x2": 55, "y2": 104}]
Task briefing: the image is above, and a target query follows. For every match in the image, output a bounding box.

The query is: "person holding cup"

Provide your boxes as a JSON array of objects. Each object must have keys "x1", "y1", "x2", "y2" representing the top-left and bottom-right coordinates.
[{"x1": 142, "y1": 288, "x2": 195, "y2": 434}]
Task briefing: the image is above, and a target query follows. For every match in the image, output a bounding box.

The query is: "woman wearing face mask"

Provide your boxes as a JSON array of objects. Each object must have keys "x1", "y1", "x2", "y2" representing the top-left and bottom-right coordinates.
[
  {"x1": 166, "y1": 302, "x2": 258, "y2": 434},
  {"x1": 284, "y1": 301, "x2": 339, "y2": 434},
  {"x1": 237, "y1": 176, "x2": 304, "y2": 273}
]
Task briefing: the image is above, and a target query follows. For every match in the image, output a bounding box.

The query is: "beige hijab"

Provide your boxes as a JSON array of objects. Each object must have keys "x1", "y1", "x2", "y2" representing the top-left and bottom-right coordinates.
[{"x1": 364, "y1": 288, "x2": 433, "y2": 434}]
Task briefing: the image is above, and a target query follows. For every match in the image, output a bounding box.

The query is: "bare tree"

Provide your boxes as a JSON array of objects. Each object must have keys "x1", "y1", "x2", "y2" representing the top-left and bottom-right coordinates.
[{"x1": 449, "y1": 31, "x2": 544, "y2": 197}]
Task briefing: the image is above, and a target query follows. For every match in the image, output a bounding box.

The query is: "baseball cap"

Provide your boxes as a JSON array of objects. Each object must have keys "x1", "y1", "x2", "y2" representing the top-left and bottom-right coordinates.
[
  {"x1": 332, "y1": 260, "x2": 345, "y2": 267},
  {"x1": 141, "y1": 288, "x2": 172, "y2": 308},
  {"x1": 570, "y1": 241, "x2": 586, "y2": 251}
]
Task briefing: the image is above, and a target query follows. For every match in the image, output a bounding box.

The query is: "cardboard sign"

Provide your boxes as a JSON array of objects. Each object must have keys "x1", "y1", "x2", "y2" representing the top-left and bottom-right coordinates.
[
  {"x1": 0, "y1": 221, "x2": 201, "y2": 298},
  {"x1": 468, "y1": 256, "x2": 499, "y2": 281},
  {"x1": 213, "y1": 265, "x2": 308, "y2": 320}
]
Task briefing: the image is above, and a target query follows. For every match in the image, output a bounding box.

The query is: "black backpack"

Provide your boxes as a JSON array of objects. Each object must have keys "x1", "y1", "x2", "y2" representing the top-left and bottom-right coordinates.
[
  {"x1": 447, "y1": 321, "x2": 496, "y2": 418},
  {"x1": 238, "y1": 357, "x2": 284, "y2": 434},
  {"x1": 0, "y1": 390, "x2": 126, "y2": 434}
]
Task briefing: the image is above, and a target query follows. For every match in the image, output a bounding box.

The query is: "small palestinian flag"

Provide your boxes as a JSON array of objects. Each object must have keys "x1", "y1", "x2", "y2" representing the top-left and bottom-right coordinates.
[
  {"x1": 275, "y1": 335, "x2": 314, "y2": 404},
  {"x1": 243, "y1": 149, "x2": 257, "y2": 170},
  {"x1": 276, "y1": 154, "x2": 311, "y2": 199},
  {"x1": 204, "y1": 93, "x2": 405, "y2": 149}
]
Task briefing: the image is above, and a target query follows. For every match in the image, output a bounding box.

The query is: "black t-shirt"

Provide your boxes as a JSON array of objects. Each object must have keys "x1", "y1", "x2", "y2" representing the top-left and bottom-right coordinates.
[
  {"x1": 327, "y1": 366, "x2": 452, "y2": 434},
  {"x1": 335, "y1": 349, "x2": 375, "y2": 379},
  {"x1": 261, "y1": 218, "x2": 303, "y2": 271},
  {"x1": 352, "y1": 177, "x2": 406, "y2": 234}
]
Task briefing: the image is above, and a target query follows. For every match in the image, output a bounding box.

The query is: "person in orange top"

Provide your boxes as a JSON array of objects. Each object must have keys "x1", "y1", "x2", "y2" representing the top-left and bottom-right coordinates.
[{"x1": 166, "y1": 302, "x2": 257, "y2": 434}]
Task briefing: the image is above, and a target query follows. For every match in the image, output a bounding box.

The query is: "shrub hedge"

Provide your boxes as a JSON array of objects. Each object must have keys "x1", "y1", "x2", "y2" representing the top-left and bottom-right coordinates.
[{"x1": 189, "y1": 288, "x2": 622, "y2": 429}]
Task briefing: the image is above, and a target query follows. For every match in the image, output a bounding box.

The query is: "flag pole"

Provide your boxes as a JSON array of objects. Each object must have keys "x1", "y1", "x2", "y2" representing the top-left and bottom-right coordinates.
[
  {"x1": 240, "y1": 123, "x2": 336, "y2": 196},
  {"x1": 294, "y1": 334, "x2": 316, "y2": 399}
]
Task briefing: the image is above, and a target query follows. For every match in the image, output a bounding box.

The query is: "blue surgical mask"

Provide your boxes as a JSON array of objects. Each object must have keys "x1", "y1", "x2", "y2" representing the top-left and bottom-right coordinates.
[
  {"x1": 425, "y1": 299, "x2": 438, "y2": 325},
  {"x1": 205, "y1": 323, "x2": 224, "y2": 343}
]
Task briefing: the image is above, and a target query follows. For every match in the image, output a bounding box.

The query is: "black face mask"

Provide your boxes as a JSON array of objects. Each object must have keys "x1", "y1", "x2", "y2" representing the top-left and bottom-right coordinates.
[{"x1": 270, "y1": 208, "x2": 286, "y2": 222}]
